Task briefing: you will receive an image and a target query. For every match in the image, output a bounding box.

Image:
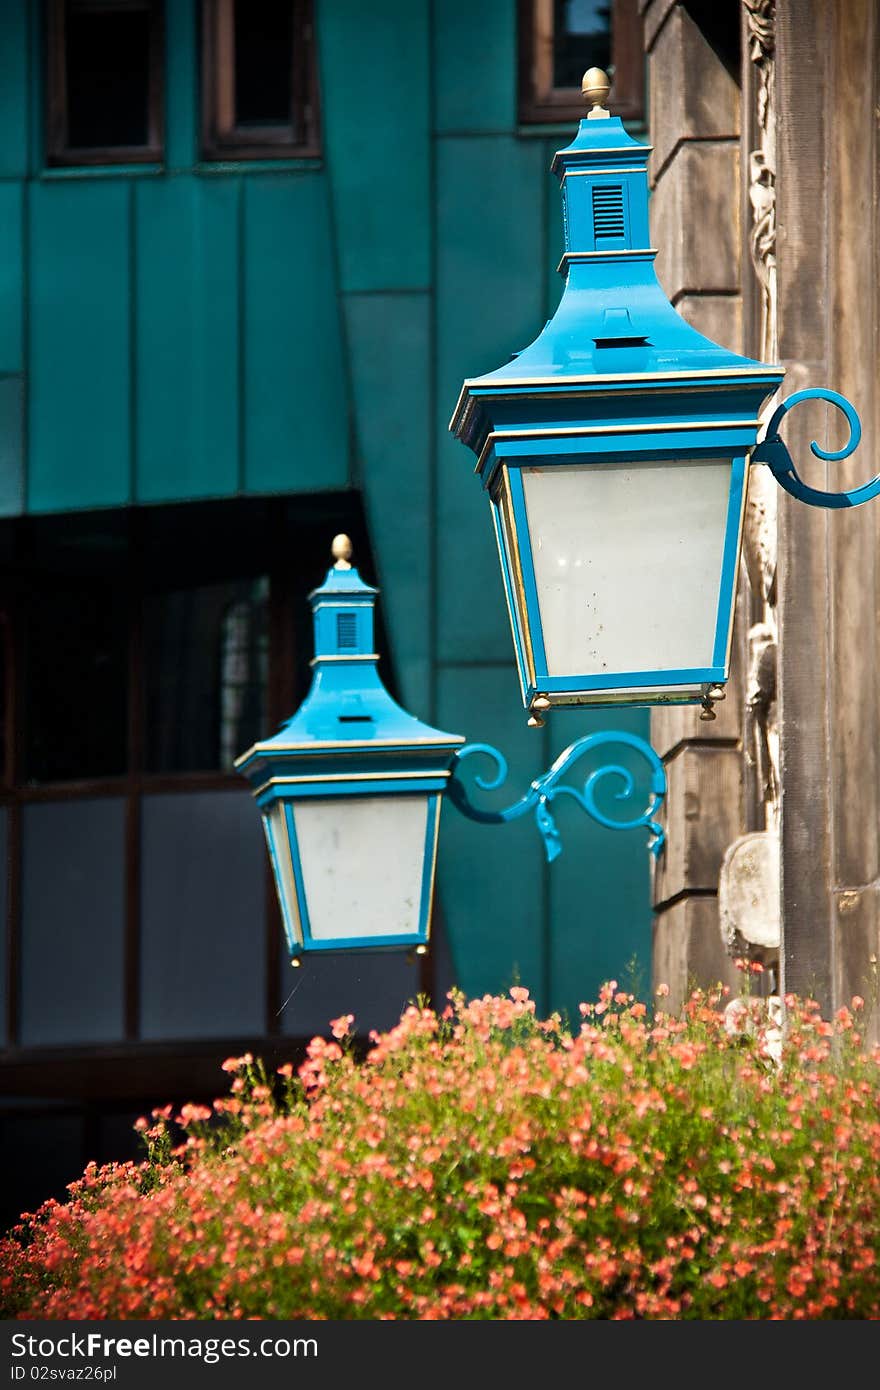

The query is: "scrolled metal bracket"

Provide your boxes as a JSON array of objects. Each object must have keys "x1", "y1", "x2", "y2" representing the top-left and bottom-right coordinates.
[
  {"x1": 751, "y1": 387, "x2": 880, "y2": 510},
  {"x1": 447, "y1": 731, "x2": 667, "y2": 864}
]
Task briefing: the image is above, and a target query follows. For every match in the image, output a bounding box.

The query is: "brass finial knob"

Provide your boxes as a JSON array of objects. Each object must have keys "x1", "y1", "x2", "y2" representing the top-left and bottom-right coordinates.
[
  {"x1": 331, "y1": 533, "x2": 353, "y2": 570},
  {"x1": 582, "y1": 66, "x2": 611, "y2": 119}
]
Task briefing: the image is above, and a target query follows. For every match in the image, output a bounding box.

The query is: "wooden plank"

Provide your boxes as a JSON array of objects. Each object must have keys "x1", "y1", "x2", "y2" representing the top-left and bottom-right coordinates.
[
  {"x1": 674, "y1": 294, "x2": 742, "y2": 353},
  {"x1": 242, "y1": 174, "x2": 349, "y2": 494},
  {"x1": 134, "y1": 177, "x2": 239, "y2": 502},
  {"x1": 652, "y1": 140, "x2": 741, "y2": 302},
  {"x1": 834, "y1": 888, "x2": 880, "y2": 1041},
  {"x1": 344, "y1": 292, "x2": 432, "y2": 715},
  {"x1": 435, "y1": 135, "x2": 546, "y2": 663},
  {"x1": 653, "y1": 744, "x2": 743, "y2": 907},
  {"x1": 828, "y1": 0, "x2": 879, "y2": 890},
  {"x1": 652, "y1": 895, "x2": 741, "y2": 1016},
  {"x1": 433, "y1": 0, "x2": 516, "y2": 134},
  {"x1": 0, "y1": 182, "x2": 23, "y2": 373},
  {"x1": 27, "y1": 181, "x2": 131, "y2": 512},
  {"x1": 774, "y1": 0, "x2": 833, "y2": 1011},
  {"x1": 318, "y1": 0, "x2": 430, "y2": 291},
  {"x1": 648, "y1": 5, "x2": 739, "y2": 184},
  {"x1": 0, "y1": 0, "x2": 29, "y2": 177}
]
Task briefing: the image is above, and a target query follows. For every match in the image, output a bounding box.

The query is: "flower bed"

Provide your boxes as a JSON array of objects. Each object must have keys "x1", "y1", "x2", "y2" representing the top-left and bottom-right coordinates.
[{"x1": 2, "y1": 982, "x2": 879, "y2": 1319}]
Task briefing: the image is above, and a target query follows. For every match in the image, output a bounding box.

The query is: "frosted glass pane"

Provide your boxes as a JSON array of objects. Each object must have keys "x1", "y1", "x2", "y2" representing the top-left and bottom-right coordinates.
[
  {"x1": 21, "y1": 799, "x2": 125, "y2": 1045},
  {"x1": 140, "y1": 790, "x2": 266, "y2": 1039},
  {"x1": 521, "y1": 460, "x2": 733, "y2": 677},
  {"x1": 293, "y1": 796, "x2": 430, "y2": 941}
]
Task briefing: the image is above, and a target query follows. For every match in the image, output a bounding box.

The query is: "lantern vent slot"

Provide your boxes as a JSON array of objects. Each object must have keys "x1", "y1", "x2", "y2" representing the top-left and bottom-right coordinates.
[
  {"x1": 592, "y1": 184, "x2": 625, "y2": 245},
  {"x1": 338, "y1": 715, "x2": 373, "y2": 723},
  {"x1": 594, "y1": 336, "x2": 649, "y2": 349},
  {"x1": 336, "y1": 612, "x2": 358, "y2": 648}
]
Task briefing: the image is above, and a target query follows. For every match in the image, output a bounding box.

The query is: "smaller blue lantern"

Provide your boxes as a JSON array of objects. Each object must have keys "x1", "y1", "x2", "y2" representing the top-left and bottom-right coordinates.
[{"x1": 235, "y1": 536, "x2": 464, "y2": 961}]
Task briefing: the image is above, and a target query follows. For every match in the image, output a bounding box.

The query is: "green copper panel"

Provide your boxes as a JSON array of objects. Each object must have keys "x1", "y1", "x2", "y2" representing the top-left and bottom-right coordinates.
[
  {"x1": 135, "y1": 177, "x2": 238, "y2": 502},
  {"x1": 435, "y1": 136, "x2": 546, "y2": 663},
  {"x1": 165, "y1": 0, "x2": 198, "y2": 170},
  {"x1": 433, "y1": 0, "x2": 516, "y2": 134},
  {"x1": 0, "y1": 183, "x2": 23, "y2": 372},
  {"x1": 0, "y1": 0, "x2": 29, "y2": 177},
  {"x1": 243, "y1": 174, "x2": 349, "y2": 494},
  {"x1": 318, "y1": 0, "x2": 430, "y2": 291},
  {"x1": 545, "y1": 705, "x2": 652, "y2": 1025},
  {"x1": 28, "y1": 181, "x2": 131, "y2": 512},
  {"x1": 344, "y1": 291, "x2": 431, "y2": 715},
  {"x1": 436, "y1": 662, "x2": 549, "y2": 1011},
  {"x1": 0, "y1": 376, "x2": 24, "y2": 516},
  {"x1": 544, "y1": 137, "x2": 565, "y2": 319}
]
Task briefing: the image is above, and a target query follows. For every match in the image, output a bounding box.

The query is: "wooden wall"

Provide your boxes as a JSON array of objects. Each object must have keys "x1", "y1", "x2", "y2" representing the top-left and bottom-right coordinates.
[{"x1": 644, "y1": 0, "x2": 880, "y2": 1034}]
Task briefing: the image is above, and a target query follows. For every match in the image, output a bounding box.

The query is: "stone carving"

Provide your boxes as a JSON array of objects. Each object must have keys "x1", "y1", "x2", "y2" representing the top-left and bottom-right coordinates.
[{"x1": 742, "y1": 0, "x2": 779, "y2": 839}]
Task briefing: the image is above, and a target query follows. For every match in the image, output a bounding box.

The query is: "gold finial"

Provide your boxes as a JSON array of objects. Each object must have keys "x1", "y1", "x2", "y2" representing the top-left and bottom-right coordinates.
[
  {"x1": 331, "y1": 533, "x2": 353, "y2": 570},
  {"x1": 582, "y1": 67, "x2": 611, "y2": 119}
]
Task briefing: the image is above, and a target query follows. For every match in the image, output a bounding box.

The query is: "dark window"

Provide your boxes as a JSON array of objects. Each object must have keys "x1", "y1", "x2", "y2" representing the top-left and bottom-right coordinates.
[
  {"x1": 46, "y1": 0, "x2": 164, "y2": 166},
  {"x1": 23, "y1": 585, "x2": 129, "y2": 783},
  {"x1": 518, "y1": 0, "x2": 644, "y2": 125},
  {"x1": 144, "y1": 577, "x2": 269, "y2": 774},
  {"x1": 201, "y1": 0, "x2": 320, "y2": 160}
]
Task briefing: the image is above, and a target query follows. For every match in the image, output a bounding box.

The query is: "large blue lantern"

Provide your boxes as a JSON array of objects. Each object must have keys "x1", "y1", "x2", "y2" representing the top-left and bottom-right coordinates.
[
  {"x1": 449, "y1": 69, "x2": 879, "y2": 723},
  {"x1": 235, "y1": 536, "x2": 464, "y2": 960}
]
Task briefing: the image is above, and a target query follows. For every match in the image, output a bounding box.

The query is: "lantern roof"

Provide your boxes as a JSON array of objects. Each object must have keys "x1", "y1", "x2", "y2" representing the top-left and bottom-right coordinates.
[
  {"x1": 450, "y1": 69, "x2": 783, "y2": 453},
  {"x1": 235, "y1": 536, "x2": 464, "y2": 791}
]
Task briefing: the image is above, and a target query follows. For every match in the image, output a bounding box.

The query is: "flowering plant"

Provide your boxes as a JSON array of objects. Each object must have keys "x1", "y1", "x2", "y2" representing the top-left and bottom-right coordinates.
[{"x1": 2, "y1": 983, "x2": 878, "y2": 1320}]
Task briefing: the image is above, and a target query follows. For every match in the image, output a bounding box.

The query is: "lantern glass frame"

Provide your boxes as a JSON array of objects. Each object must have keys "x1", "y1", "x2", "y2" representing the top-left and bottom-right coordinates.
[
  {"x1": 490, "y1": 450, "x2": 749, "y2": 708},
  {"x1": 261, "y1": 787, "x2": 442, "y2": 956}
]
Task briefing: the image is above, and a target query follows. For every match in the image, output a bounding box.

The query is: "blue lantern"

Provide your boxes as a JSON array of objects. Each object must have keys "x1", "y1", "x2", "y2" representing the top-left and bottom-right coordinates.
[
  {"x1": 235, "y1": 536, "x2": 464, "y2": 961},
  {"x1": 449, "y1": 69, "x2": 879, "y2": 723}
]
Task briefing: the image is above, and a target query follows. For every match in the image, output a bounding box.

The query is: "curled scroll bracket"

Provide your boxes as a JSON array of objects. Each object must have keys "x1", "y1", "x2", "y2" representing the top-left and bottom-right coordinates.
[
  {"x1": 447, "y1": 731, "x2": 667, "y2": 863},
  {"x1": 752, "y1": 387, "x2": 880, "y2": 510}
]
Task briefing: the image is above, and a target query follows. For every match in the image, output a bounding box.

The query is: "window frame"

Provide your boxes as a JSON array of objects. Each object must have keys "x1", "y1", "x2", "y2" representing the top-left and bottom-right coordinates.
[
  {"x1": 45, "y1": 0, "x2": 165, "y2": 168},
  {"x1": 200, "y1": 0, "x2": 321, "y2": 162},
  {"x1": 517, "y1": 0, "x2": 645, "y2": 126}
]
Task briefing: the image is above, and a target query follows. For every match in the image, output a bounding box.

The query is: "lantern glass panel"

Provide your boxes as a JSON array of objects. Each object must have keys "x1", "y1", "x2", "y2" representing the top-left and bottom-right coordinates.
[
  {"x1": 519, "y1": 459, "x2": 734, "y2": 678},
  {"x1": 292, "y1": 794, "x2": 431, "y2": 941}
]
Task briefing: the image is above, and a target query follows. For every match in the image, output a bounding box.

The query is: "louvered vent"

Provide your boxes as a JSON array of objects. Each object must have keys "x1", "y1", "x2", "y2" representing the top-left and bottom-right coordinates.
[
  {"x1": 592, "y1": 184, "x2": 625, "y2": 245},
  {"x1": 336, "y1": 612, "x2": 357, "y2": 649}
]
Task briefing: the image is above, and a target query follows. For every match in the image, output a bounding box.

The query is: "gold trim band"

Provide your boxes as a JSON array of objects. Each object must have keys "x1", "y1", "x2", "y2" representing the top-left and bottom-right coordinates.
[
  {"x1": 476, "y1": 420, "x2": 760, "y2": 475},
  {"x1": 237, "y1": 735, "x2": 465, "y2": 762},
  {"x1": 450, "y1": 368, "x2": 782, "y2": 433},
  {"x1": 254, "y1": 770, "x2": 452, "y2": 798},
  {"x1": 309, "y1": 653, "x2": 380, "y2": 666},
  {"x1": 552, "y1": 145, "x2": 654, "y2": 165}
]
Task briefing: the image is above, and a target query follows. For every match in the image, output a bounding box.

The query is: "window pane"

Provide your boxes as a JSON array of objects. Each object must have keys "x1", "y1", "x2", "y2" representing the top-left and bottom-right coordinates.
[
  {"x1": 23, "y1": 586, "x2": 128, "y2": 782},
  {"x1": 233, "y1": 0, "x2": 293, "y2": 127},
  {"x1": 66, "y1": 1, "x2": 153, "y2": 149},
  {"x1": 144, "y1": 577, "x2": 268, "y2": 773},
  {"x1": 139, "y1": 790, "x2": 267, "y2": 1039},
  {"x1": 20, "y1": 798, "x2": 126, "y2": 1045},
  {"x1": 553, "y1": 0, "x2": 612, "y2": 88}
]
